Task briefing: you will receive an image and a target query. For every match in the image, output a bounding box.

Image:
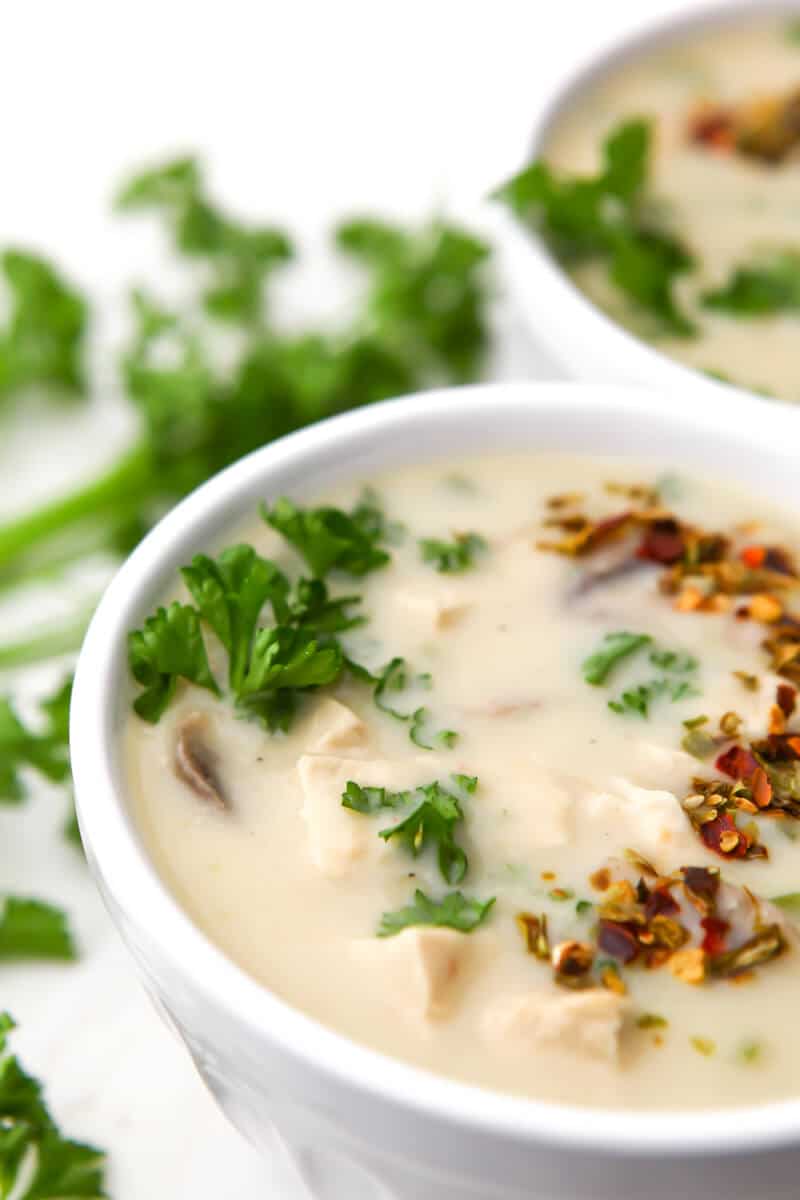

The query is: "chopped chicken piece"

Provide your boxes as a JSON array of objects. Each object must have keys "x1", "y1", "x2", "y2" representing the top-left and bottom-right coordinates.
[
  {"x1": 628, "y1": 741, "x2": 699, "y2": 793},
  {"x1": 485, "y1": 988, "x2": 627, "y2": 1061},
  {"x1": 579, "y1": 780, "x2": 695, "y2": 861},
  {"x1": 296, "y1": 754, "x2": 447, "y2": 878},
  {"x1": 395, "y1": 587, "x2": 471, "y2": 631},
  {"x1": 471, "y1": 759, "x2": 574, "y2": 858},
  {"x1": 305, "y1": 698, "x2": 368, "y2": 754},
  {"x1": 352, "y1": 927, "x2": 474, "y2": 1020}
]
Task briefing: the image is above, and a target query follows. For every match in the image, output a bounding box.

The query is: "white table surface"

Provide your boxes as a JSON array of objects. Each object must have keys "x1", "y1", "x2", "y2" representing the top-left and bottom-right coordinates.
[{"x1": 0, "y1": 1, "x2": 735, "y2": 1194}]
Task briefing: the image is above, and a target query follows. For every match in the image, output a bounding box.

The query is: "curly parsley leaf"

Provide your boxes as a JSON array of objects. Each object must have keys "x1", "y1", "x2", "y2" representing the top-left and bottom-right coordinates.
[
  {"x1": 341, "y1": 781, "x2": 413, "y2": 814},
  {"x1": 263, "y1": 497, "x2": 391, "y2": 578},
  {"x1": 0, "y1": 1014, "x2": 108, "y2": 1199},
  {"x1": 378, "y1": 889, "x2": 495, "y2": 937},
  {"x1": 350, "y1": 487, "x2": 405, "y2": 546},
  {"x1": 370, "y1": 657, "x2": 456, "y2": 749},
  {"x1": 181, "y1": 545, "x2": 290, "y2": 690},
  {"x1": 117, "y1": 154, "x2": 294, "y2": 325},
  {"x1": 771, "y1": 893, "x2": 800, "y2": 916},
  {"x1": 702, "y1": 252, "x2": 800, "y2": 316},
  {"x1": 608, "y1": 675, "x2": 697, "y2": 718},
  {"x1": 409, "y1": 707, "x2": 458, "y2": 750},
  {"x1": 582, "y1": 631, "x2": 652, "y2": 686},
  {"x1": 128, "y1": 602, "x2": 220, "y2": 722},
  {"x1": 0, "y1": 250, "x2": 88, "y2": 402},
  {"x1": 419, "y1": 531, "x2": 487, "y2": 573},
  {"x1": 286, "y1": 578, "x2": 363, "y2": 635},
  {"x1": 379, "y1": 781, "x2": 468, "y2": 884},
  {"x1": 0, "y1": 897, "x2": 76, "y2": 961},
  {"x1": 236, "y1": 626, "x2": 343, "y2": 730},
  {"x1": 335, "y1": 217, "x2": 491, "y2": 382},
  {"x1": 0, "y1": 696, "x2": 71, "y2": 804},
  {"x1": 494, "y1": 119, "x2": 695, "y2": 336}
]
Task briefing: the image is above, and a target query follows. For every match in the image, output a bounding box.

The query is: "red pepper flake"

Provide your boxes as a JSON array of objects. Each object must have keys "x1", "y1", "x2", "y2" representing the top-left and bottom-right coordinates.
[
  {"x1": 597, "y1": 920, "x2": 639, "y2": 964},
  {"x1": 682, "y1": 866, "x2": 720, "y2": 901},
  {"x1": 777, "y1": 683, "x2": 797, "y2": 718},
  {"x1": 740, "y1": 545, "x2": 766, "y2": 568},
  {"x1": 637, "y1": 519, "x2": 685, "y2": 565},
  {"x1": 700, "y1": 916, "x2": 730, "y2": 956},
  {"x1": 788, "y1": 736, "x2": 800, "y2": 758},
  {"x1": 644, "y1": 887, "x2": 680, "y2": 920},
  {"x1": 750, "y1": 766, "x2": 773, "y2": 810},
  {"x1": 715, "y1": 745, "x2": 758, "y2": 780},
  {"x1": 585, "y1": 510, "x2": 633, "y2": 553},
  {"x1": 700, "y1": 813, "x2": 749, "y2": 859}
]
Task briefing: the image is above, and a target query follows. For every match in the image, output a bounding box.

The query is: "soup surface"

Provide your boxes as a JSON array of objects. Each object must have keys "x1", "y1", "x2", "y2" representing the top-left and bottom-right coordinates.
[
  {"x1": 126, "y1": 453, "x2": 800, "y2": 1109},
  {"x1": 530, "y1": 19, "x2": 800, "y2": 400}
]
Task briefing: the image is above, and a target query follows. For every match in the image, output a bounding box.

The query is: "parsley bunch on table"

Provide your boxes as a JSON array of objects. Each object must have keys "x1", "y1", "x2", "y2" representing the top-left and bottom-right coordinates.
[{"x1": 0, "y1": 157, "x2": 491, "y2": 620}]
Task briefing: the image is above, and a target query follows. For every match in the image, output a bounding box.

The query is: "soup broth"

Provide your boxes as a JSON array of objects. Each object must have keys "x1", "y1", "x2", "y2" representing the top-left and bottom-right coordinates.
[{"x1": 126, "y1": 453, "x2": 800, "y2": 1109}]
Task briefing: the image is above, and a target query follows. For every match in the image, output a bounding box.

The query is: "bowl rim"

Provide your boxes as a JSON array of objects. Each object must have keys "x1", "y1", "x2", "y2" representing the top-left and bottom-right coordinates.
[
  {"x1": 491, "y1": 0, "x2": 800, "y2": 401},
  {"x1": 71, "y1": 380, "x2": 800, "y2": 1159}
]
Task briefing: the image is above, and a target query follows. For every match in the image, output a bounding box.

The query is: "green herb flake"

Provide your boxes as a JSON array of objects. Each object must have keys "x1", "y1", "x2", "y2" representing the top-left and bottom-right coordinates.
[
  {"x1": 263, "y1": 496, "x2": 391, "y2": 578},
  {"x1": 181, "y1": 544, "x2": 291, "y2": 690},
  {"x1": 378, "y1": 889, "x2": 495, "y2": 937},
  {"x1": 738, "y1": 1039, "x2": 764, "y2": 1065},
  {"x1": 703, "y1": 252, "x2": 800, "y2": 317},
  {"x1": 575, "y1": 899, "x2": 593, "y2": 917},
  {"x1": 0, "y1": 693, "x2": 72, "y2": 804},
  {"x1": 372, "y1": 657, "x2": 456, "y2": 749},
  {"x1": 0, "y1": 249, "x2": 88, "y2": 402},
  {"x1": 690, "y1": 1035, "x2": 716, "y2": 1057},
  {"x1": 493, "y1": 119, "x2": 695, "y2": 336},
  {"x1": 582, "y1": 631, "x2": 652, "y2": 686},
  {"x1": 0, "y1": 1015, "x2": 108, "y2": 1197},
  {"x1": 636, "y1": 1013, "x2": 668, "y2": 1030},
  {"x1": 128, "y1": 602, "x2": 220, "y2": 723},
  {"x1": 771, "y1": 893, "x2": 800, "y2": 916},
  {"x1": 341, "y1": 781, "x2": 413, "y2": 815},
  {"x1": 378, "y1": 781, "x2": 468, "y2": 885},
  {"x1": 409, "y1": 706, "x2": 459, "y2": 751},
  {"x1": 236, "y1": 626, "x2": 343, "y2": 731},
  {"x1": 419, "y1": 531, "x2": 488, "y2": 573}
]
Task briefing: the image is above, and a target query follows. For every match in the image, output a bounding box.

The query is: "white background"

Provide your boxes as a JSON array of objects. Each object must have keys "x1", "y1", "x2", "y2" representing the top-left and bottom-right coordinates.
[{"x1": 0, "y1": 1, "x2": 739, "y2": 1195}]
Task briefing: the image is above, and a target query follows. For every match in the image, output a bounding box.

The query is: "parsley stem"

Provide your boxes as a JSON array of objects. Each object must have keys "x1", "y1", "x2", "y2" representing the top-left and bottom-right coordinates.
[
  {"x1": 0, "y1": 599, "x2": 98, "y2": 669},
  {"x1": 0, "y1": 441, "x2": 151, "y2": 569}
]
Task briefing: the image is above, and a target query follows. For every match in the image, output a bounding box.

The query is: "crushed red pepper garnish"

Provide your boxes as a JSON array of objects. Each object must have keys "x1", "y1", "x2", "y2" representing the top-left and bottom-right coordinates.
[
  {"x1": 522, "y1": 860, "x2": 788, "y2": 994},
  {"x1": 538, "y1": 486, "x2": 800, "y2": 861}
]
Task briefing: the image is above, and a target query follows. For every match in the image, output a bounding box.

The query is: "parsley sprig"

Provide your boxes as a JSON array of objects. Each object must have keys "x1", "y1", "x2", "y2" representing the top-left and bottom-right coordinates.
[
  {"x1": 371, "y1": 656, "x2": 457, "y2": 749},
  {"x1": 494, "y1": 119, "x2": 695, "y2": 336},
  {"x1": 378, "y1": 889, "x2": 495, "y2": 937},
  {"x1": 344, "y1": 775, "x2": 472, "y2": 885},
  {"x1": 0, "y1": 897, "x2": 76, "y2": 961},
  {"x1": 703, "y1": 251, "x2": 800, "y2": 316},
  {"x1": 582, "y1": 630, "x2": 700, "y2": 717},
  {"x1": 419, "y1": 531, "x2": 487, "y2": 573},
  {"x1": 344, "y1": 774, "x2": 493, "y2": 935},
  {"x1": 129, "y1": 544, "x2": 351, "y2": 729},
  {"x1": 0, "y1": 1014, "x2": 108, "y2": 1198},
  {"x1": 0, "y1": 157, "x2": 491, "y2": 628}
]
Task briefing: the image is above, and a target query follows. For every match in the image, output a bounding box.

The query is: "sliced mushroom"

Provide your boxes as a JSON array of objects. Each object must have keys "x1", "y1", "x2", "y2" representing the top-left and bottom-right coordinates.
[
  {"x1": 174, "y1": 712, "x2": 228, "y2": 811},
  {"x1": 569, "y1": 551, "x2": 648, "y2": 601}
]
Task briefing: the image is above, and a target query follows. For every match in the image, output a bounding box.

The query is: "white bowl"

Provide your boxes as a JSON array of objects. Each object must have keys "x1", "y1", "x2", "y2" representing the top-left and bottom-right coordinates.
[
  {"x1": 492, "y1": 0, "x2": 799, "y2": 403},
  {"x1": 72, "y1": 381, "x2": 800, "y2": 1200}
]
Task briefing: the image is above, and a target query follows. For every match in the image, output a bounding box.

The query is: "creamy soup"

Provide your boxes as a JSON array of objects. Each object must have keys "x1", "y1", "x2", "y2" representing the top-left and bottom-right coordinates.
[
  {"x1": 501, "y1": 18, "x2": 800, "y2": 402},
  {"x1": 125, "y1": 454, "x2": 800, "y2": 1110}
]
